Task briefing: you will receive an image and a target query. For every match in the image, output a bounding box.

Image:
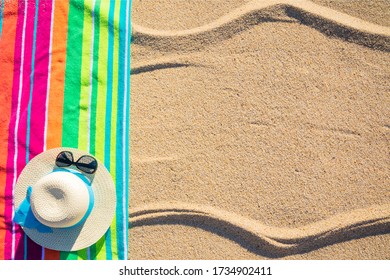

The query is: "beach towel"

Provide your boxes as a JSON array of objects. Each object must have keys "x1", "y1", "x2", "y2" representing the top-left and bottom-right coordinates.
[{"x1": 0, "y1": 0, "x2": 131, "y2": 260}]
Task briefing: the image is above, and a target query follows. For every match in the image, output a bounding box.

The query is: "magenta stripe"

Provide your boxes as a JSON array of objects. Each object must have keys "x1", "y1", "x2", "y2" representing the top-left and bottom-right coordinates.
[
  {"x1": 18, "y1": 0, "x2": 39, "y2": 260},
  {"x1": 26, "y1": 0, "x2": 53, "y2": 259},
  {"x1": 17, "y1": 0, "x2": 35, "y2": 164},
  {"x1": 29, "y1": 0, "x2": 52, "y2": 159},
  {"x1": 4, "y1": 0, "x2": 26, "y2": 260},
  {"x1": 14, "y1": 1, "x2": 37, "y2": 260}
]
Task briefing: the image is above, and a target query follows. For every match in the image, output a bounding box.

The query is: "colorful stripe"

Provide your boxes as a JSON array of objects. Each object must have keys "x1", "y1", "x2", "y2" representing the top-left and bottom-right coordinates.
[{"x1": 0, "y1": 0, "x2": 131, "y2": 260}]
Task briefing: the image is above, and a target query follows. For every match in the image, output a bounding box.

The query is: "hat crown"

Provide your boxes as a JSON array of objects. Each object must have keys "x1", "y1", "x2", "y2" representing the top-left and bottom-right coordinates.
[{"x1": 30, "y1": 172, "x2": 90, "y2": 228}]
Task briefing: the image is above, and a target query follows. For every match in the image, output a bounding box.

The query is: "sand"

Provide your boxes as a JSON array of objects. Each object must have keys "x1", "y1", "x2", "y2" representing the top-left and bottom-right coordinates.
[{"x1": 129, "y1": 0, "x2": 390, "y2": 259}]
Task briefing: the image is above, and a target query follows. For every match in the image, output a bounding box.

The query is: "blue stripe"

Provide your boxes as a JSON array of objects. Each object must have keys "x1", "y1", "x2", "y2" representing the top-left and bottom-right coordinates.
[
  {"x1": 25, "y1": 0, "x2": 39, "y2": 163},
  {"x1": 104, "y1": 0, "x2": 115, "y2": 259},
  {"x1": 124, "y1": 0, "x2": 131, "y2": 260},
  {"x1": 24, "y1": 235, "x2": 28, "y2": 260},
  {"x1": 115, "y1": 0, "x2": 127, "y2": 261},
  {"x1": 0, "y1": 0, "x2": 4, "y2": 38},
  {"x1": 104, "y1": 0, "x2": 115, "y2": 171}
]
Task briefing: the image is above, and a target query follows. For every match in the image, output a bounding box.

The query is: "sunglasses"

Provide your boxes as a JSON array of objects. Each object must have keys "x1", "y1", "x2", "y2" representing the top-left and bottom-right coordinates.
[{"x1": 55, "y1": 151, "x2": 98, "y2": 174}]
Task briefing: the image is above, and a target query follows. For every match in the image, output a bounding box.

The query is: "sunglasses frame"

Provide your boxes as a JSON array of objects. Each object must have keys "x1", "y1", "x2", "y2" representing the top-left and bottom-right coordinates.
[{"x1": 55, "y1": 151, "x2": 98, "y2": 174}]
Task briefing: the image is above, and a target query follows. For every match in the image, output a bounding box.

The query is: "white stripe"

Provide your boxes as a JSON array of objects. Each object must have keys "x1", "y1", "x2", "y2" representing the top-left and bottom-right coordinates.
[
  {"x1": 41, "y1": 0, "x2": 55, "y2": 260},
  {"x1": 122, "y1": 0, "x2": 130, "y2": 260},
  {"x1": 43, "y1": 0, "x2": 55, "y2": 153},
  {"x1": 11, "y1": 0, "x2": 28, "y2": 260},
  {"x1": 87, "y1": 0, "x2": 96, "y2": 153}
]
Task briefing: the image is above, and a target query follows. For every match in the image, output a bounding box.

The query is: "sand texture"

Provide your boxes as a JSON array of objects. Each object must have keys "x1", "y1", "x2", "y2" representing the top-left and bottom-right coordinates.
[{"x1": 129, "y1": 0, "x2": 390, "y2": 259}]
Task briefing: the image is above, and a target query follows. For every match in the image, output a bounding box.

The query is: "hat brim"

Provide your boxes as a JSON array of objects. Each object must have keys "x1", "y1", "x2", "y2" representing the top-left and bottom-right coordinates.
[{"x1": 14, "y1": 147, "x2": 116, "y2": 252}]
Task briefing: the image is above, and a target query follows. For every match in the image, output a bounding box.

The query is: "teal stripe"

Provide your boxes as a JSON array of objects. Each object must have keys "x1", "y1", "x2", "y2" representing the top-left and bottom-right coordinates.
[
  {"x1": 125, "y1": 0, "x2": 132, "y2": 260},
  {"x1": 0, "y1": 0, "x2": 4, "y2": 38},
  {"x1": 104, "y1": 0, "x2": 115, "y2": 170},
  {"x1": 105, "y1": 228, "x2": 112, "y2": 260},
  {"x1": 24, "y1": 235, "x2": 27, "y2": 260},
  {"x1": 103, "y1": 0, "x2": 115, "y2": 259},
  {"x1": 115, "y1": 0, "x2": 127, "y2": 260},
  {"x1": 124, "y1": 1, "x2": 132, "y2": 260},
  {"x1": 25, "y1": 0, "x2": 39, "y2": 163}
]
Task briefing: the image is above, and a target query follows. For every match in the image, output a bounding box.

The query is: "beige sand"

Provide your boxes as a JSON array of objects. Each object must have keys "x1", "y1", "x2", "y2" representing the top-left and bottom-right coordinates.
[{"x1": 129, "y1": 0, "x2": 390, "y2": 259}]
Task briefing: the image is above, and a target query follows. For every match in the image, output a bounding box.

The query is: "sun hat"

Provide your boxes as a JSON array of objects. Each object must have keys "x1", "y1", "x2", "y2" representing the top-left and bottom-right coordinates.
[{"x1": 13, "y1": 147, "x2": 116, "y2": 252}]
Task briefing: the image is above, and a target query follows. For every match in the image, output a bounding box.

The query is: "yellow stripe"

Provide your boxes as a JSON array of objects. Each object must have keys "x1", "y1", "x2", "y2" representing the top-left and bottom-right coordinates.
[
  {"x1": 94, "y1": 0, "x2": 108, "y2": 163},
  {"x1": 78, "y1": 0, "x2": 93, "y2": 153}
]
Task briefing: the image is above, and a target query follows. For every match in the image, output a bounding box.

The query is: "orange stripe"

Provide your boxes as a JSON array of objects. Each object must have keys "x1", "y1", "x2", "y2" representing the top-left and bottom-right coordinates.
[
  {"x1": 45, "y1": 0, "x2": 69, "y2": 150},
  {"x1": 44, "y1": 248, "x2": 60, "y2": 260},
  {"x1": 44, "y1": 0, "x2": 69, "y2": 259},
  {"x1": 0, "y1": 1, "x2": 18, "y2": 260}
]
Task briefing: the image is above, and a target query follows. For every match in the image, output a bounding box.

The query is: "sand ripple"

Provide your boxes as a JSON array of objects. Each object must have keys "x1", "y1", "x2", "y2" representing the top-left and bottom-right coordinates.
[
  {"x1": 132, "y1": 0, "x2": 390, "y2": 51},
  {"x1": 131, "y1": 56, "x2": 200, "y2": 75},
  {"x1": 130, "y1": 202, "x2": 390, "y2": 257}
]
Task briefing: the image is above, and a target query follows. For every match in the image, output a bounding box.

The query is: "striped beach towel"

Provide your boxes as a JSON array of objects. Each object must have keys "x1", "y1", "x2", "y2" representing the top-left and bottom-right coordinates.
[{"x1": 0, "y1": 0, "x2": 131, "y2": 260}]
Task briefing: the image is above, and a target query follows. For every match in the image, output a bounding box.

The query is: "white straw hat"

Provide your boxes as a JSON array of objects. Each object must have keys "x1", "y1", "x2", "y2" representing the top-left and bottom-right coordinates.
[{"x1": 14, "y1": 147, "x2": 116, "y2": 251}]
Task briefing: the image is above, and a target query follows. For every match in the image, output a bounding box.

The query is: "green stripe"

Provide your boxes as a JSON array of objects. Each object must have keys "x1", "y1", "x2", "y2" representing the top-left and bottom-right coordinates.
[
  {"x1": 61, "y1": 251, "x2": 78, "y2": 260},
  {"x1": 78, "y1": 0, "x2": 93, "y2": 153},
  {"x1": 89, "y1": 0, "x2": 101, "y2": 156},
  {"x1": 62, "y1": 0, "x2": 85, "y2": 149}
]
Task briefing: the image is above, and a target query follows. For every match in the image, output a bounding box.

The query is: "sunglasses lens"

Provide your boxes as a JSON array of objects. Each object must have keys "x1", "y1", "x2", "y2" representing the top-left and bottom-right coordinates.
[
  {"x1": 76, "y1": 155, "x2": 98, "y2": 174},
  {"x1": 56, "y1": 151, "x2": 73, "y2": 167}
]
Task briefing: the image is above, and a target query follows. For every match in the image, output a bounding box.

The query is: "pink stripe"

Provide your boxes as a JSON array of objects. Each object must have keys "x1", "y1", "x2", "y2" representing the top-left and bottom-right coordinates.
[
  {"x1": 29, "y1": 0, "x2": 53, "y2": 159},
  {"x1": 4, "y1": 0, "x2": 39, "y2": 259},
  {"x1": 4, "y1": 0, "x2": 26, "y2": 260},
  {"x1": 14, "y1": 1, "x2": 37, "y2": 260},
  {"x1": 17, "y1": 0, "x2": 35, "y2": 171},
  {"x1": 26, "y1": 0, "x2": 54, "y2": 259}
]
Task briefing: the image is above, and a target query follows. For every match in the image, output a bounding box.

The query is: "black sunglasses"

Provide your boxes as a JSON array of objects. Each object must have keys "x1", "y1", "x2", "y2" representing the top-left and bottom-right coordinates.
[{"x1": 55, "y1": 151, "x2": 98, "y2": 174}]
